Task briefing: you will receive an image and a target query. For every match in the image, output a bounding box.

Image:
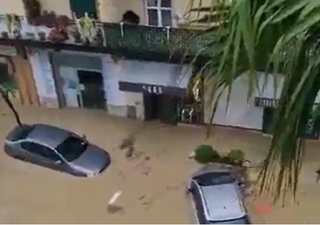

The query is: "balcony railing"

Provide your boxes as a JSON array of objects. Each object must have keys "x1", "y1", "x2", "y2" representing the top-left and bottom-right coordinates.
[
  {"x1": 0, "y1": 14, "x2": 217, "y2": 58},
  {"x1": 103, "y1": 23, "x2": 216, "y2": 57}
]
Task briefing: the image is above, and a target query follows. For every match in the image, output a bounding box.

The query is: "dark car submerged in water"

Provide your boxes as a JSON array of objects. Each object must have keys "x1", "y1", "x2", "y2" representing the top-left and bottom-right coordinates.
[{"x1": 4, "y1": 124, "x2": 110, "y2": 177}]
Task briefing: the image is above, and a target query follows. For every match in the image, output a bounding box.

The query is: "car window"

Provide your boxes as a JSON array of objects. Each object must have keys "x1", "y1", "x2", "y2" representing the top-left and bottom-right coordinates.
[
  {"x1": 55, "y1": 136, "x2": 87, "y2": 162},
  {"x1": 21, "y1": 142, "x2": 60, "y2": 161},
  {"x1": 191, "y1": 182, "x2": 207, "y2": 224}
]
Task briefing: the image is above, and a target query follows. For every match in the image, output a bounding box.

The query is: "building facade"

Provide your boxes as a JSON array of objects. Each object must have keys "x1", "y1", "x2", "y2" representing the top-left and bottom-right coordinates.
[
  {"x1": 2, "y1": 0, "x2": 313, "y2": 139},
  {"x1": 206, "y1": 72, "x2": 320, "y2": 139},
  {"x1": 0, "y1": 0, "x2": 208, "y2": 123}
]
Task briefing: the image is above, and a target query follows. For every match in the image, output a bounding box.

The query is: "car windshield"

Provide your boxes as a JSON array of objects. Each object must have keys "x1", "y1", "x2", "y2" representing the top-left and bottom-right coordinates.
[
  {"x1": 56, "y1": 136, "x2": 88, "y2": 161},
  {"x1": 194, "y1": 172, "x2": 235, "y2": 186}
]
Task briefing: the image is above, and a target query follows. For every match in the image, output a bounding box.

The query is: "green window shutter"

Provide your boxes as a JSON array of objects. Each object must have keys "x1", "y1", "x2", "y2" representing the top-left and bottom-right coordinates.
[{"x1": 69, "y1": 0, "x2": 96, "y2": 18}]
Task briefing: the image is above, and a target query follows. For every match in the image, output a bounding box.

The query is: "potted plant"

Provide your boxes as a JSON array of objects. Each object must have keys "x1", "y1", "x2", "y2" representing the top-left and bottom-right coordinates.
[
  {"x1": 47, "y1": 16, "x2": 68, "y2": 43},
  {"x1": 76, "y1": 13, "x2": 95, "y2": 44},
  {"x1": 38, "y1": 31, "x2": 46, "y2": 41},
  {"x1": 72, "y1": 30, "x2": 81, "y2": 43},
  {"x1": 93, "y1": 28, "x2": 104, "y2": 46},
  {"x1": 4, "y1": 14, "x2": 12, "y2": 33},
  {"x1": 4, "y1": 14, "x2": 22, "y2": 37},
  {"x1": 1, "y1": 31, "x2": 9, "y2": 39},
  {"x1": 25, "y1": 32, "x2": 35, "y2": 39},
  {"x1": 12, "y1": 14, "x2": 22, "y2": 38}
]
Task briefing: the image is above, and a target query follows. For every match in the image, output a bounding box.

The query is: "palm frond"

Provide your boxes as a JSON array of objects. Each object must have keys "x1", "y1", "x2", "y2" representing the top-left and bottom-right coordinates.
[{"x1": 187, "y1": 0, "x2": 320, "y2": 203}]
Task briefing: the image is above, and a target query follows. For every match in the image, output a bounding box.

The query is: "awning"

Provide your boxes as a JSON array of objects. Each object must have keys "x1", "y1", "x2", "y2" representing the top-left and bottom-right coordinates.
[
  {"x1": 118, "y1": 60, "x2": 193, "y2": 97},
  {"x1": 254, "y1": 97, "x2": 279, "y2": 108}
]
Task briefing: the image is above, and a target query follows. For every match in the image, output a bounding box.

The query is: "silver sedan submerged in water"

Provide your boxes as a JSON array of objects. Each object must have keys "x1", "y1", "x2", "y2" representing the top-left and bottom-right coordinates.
[{"x1": 4, "y1": 124, "x2": 110, "y2": 177}]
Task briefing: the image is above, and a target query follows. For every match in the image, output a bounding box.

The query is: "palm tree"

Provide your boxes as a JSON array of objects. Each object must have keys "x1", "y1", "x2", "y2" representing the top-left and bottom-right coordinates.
[
  {"x1": 187, "y1": 0, "x2": 320, "y2": 203},
  {"x1": 0, "y1": 84, "x2": 22, "y2": 127}
]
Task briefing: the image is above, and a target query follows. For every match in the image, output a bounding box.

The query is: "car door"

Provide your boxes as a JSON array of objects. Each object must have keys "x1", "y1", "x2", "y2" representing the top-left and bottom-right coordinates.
[
  {"x1": 20, "y1": 141, "x2": 42, "y2": 163},
  {"x1": 21, "y1": 141, "x2": 67, "y2": 172},
  {"x1": 40, "y1": 147, "x2": 69, "y2": 172},
  {"x1": 190, "y1": 183, "x2": 207, "y2": 224}
]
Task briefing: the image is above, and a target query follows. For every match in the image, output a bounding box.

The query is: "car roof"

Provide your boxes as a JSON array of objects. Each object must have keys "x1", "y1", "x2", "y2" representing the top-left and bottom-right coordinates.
[
  {"x1": 198, "y1": 181, "x2": 246, "y2": 222},
  {"x1": 26, "y1": 124, "x2": 71, "y2": 149}
]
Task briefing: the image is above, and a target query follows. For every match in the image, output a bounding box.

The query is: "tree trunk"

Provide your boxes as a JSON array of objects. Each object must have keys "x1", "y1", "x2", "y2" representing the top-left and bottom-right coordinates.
[{"x1": 0, "y1": 84, "x2": 22, "y2": 127}]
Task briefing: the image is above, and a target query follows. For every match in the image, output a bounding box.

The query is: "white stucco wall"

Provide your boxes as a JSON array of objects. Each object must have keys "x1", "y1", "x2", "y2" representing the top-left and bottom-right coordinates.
[
  {"x1": 119, "y1": 60, "x2": 193, "y2": 88},
  {"x1": 28, "y1": 49, "x2": 59, "y2": 108},
  {"x1": 206, "y1": 72, "x2": 285, "y2": 130},
  {"x1": 104, "y1": 59, "x2": 145, "y2": 120}
]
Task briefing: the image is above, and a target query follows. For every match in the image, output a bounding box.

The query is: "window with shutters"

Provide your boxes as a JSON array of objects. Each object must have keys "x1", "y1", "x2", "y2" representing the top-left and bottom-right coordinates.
[
  {"x1": 146, "y1": 0, "x2": 172, "y2": 27},
  {"x1": 69, "y1": 0, "x2": 97, "y2": 19}
]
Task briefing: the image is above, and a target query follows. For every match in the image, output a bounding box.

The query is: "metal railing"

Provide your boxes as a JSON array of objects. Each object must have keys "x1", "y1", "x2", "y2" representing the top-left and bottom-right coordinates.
[{"x1": 0, "y1": 14, "x2": 217, "y2": 57}]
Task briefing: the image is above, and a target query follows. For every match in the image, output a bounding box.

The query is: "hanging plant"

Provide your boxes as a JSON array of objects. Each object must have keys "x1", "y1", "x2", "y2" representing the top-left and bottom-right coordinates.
[
  {"x1": 4, "y1": 14, "x2": 22, "y2": 37},
  {"x1": 76, "y1": 13, "x2": 96, "y2": 44},
  {"x1": 12, "y1": 15, "x2": 22, "y2": 38},
  {"x1": 4, "y1": 14, "x2": 13, "y2": 34}
]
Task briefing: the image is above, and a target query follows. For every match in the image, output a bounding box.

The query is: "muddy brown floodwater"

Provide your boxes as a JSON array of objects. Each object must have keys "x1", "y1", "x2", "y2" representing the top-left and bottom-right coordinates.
[{"x1": 1, "y1": 102, "x2": 320, "y2": 223}]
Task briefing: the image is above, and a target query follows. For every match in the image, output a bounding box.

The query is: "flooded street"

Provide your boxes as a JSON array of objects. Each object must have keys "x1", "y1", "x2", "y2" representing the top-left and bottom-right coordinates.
[{"x1": 1, "y1": 103, "x2": 320, "y2": 223}]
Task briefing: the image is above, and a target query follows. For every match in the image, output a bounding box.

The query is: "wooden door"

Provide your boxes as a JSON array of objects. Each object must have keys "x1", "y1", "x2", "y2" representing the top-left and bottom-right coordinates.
[{"x1": 10, "y1": 56, "x2": 39, "y2": 106}]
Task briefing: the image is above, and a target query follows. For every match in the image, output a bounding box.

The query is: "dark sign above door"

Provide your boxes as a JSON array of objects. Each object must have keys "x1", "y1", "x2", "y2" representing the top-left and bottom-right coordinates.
[
  {"x1": 254, "y1": 97, "x2": 279, "y2": 108},
  {"x1": 119, "y1": 81, "x2": 186, "y2": 97}
]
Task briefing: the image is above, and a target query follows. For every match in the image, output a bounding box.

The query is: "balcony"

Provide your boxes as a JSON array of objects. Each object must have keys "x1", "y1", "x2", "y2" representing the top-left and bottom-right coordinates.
[
  {"x1": 0, "y1": 13, "x2": 216, "y2": 62},
  {"x1": 103, "y1": 23, "x2": 215, "y2": 58}
]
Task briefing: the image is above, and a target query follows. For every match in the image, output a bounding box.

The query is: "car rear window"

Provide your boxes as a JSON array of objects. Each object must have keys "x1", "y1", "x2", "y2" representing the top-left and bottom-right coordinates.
[{"x1": 6, "y1": 124, "x2": 35, "y2": 141}]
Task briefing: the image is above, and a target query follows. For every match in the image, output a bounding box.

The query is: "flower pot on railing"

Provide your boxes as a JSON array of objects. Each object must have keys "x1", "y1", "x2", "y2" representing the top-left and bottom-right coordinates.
[
  {"x1": 72, "y1": 30, "x2": 82, "y2": 43},
  {"x1": 47, "y1": 15, "x2": 68, "y2": 43},
  {"x1": 38, "y1": 31, "x2": 46, "y2": 41},
  {"x1": 1, "y1": 31, "x2": 9, "y2": 39},
  {"x1": 92, "y1": 29, "x2": 104, "y2": 46},
  {"x1": 25, "y1": 32, "x2": 35, "y2": 40},
  {"x1": 48, "y1": 28, "x2": 68, "y2": 43},
  {"x1": 4, "y1": 14, "x2": 21, "y2": 37},
  {"x1": 4, "y1": 14, "x2": 12, "y2": 33},
  {"x1": 12, "y1": 15, "x2": 22, "y2": 38},
  {"x1": 76, "y1": 13, "x2": 96, "y2": 45}
]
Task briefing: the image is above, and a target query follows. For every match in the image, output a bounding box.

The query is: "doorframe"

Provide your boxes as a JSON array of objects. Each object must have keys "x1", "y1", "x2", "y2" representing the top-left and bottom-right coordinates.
[
  {"x1": 49, "y1": 52, "x2": 66, "y2": 108},
  {"x1": 76, "y1": 69, "x2": 106, "y2": 109},
  {"x1": 75, "y1": 68, "x2": 105, "y2": 108}
]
